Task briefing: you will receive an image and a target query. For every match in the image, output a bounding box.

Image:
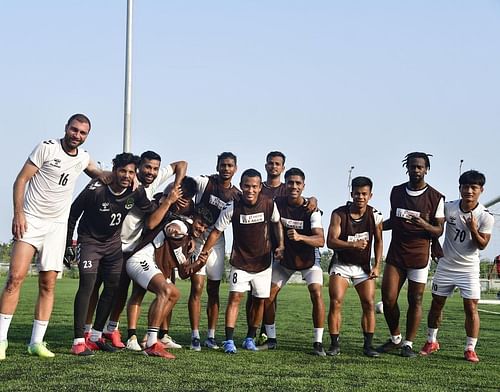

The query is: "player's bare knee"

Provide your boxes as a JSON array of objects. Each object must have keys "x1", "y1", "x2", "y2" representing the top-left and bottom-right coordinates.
[{"x1": 4, "y1": 273, "x2": 25, "y2": 294}]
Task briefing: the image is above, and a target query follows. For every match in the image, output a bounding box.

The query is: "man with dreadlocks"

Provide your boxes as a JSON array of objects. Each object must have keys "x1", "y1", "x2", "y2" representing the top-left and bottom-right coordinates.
[{"x1": 377, "y1": 152, "x2": 445, "y2": 358}]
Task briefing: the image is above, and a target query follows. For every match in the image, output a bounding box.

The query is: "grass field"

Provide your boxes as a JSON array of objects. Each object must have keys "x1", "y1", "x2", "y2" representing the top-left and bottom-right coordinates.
[{"x1": 0, "y1": 277, "x2": 499, "y2": 392}]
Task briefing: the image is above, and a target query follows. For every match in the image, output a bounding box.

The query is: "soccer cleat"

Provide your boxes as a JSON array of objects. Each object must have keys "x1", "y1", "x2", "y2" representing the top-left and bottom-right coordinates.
[
  {"x1": 420, "y1": 341, "x2": 440, "y2": 356},
  {"x1": 242, "y1": 337, "x2": 257, "y2": 351},
  {"x1": 103, "y1": 330, "x2": 125, "y2": 349},
  {"x1": 71, "y1": 342, "x2": 94, "y2": 356},
  {"x1": 257, "y1": 340, "x2": 277, "y2": 351},
  {"x1": 223, "y1": 339, "x2": 237, "y2": 354},
  {"x1": 464, "y1": 349, "x2": 479, "y2": 363},
  {"x1": 160, "y1": 334, "x2": 182, "y2": 349},
  {"x1": 400, "y1": 344, "x2": 417, "y2": 358},
  {"x1": 84, "y1": 331, "x2": 90, "y2": 341},
  {"x1": 86, "y1": 338, "x2": 118, "y2": 353},
  {"x1": 257, "y1": 332, "x2": 268, "y2": 346},
  {"x1": 376, "y1": 339, "x2": 402, "y2": 353},
  {"x1": 190, "y1": 337, "x2": 202, "y2": 352},
  {"x1": 143, "y1": 342, "x2": 176, "y2": 359},
  {"x1": 363, "y1": 346, "x2": 380, "y2": 358},
  {"x1": 326, "y1": 345, "x2": 340, "y2": 356},
  {"x1": 0, "y1": 340, "x2": 8, "y2": 360},
  {"x1": 204, "y1": 337, "x2": 219, "y2": 350},
  {"x1": 313, "y1": 342, "x2": 326, "y2": 356},
  {"x1": 126, "y1": 335, "x2": 143, "y2": 352},
  {"x1": 28, "y1": 342, "x2": 55, "y2": 358}
]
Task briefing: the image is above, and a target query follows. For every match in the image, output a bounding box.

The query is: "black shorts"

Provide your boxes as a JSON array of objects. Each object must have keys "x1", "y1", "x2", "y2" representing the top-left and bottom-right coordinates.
[{"x1": 77, "y1": 239, "x2": 123, "y2": 276}]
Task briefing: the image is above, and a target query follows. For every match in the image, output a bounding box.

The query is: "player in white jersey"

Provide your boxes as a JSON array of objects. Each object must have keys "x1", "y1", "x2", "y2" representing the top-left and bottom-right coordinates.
[
  {"x1": 420, "y1": 170, "x2": 494, "y2": 363},
  {"x1": 84, "y1": 151, "x2": 187, "y2": 348},
  {"x1": 0, "y1": 114, "x2": 102, "y2": 360}
]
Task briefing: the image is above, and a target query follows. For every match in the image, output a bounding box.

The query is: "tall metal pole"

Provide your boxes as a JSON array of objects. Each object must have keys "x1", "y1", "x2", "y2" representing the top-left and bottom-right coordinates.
[
  {"x1": 123, "y1": 0, "x2": 133, "y2": 152},
  {"x1": 347, "y1": 166, "x2": 354, "y2": 199}
]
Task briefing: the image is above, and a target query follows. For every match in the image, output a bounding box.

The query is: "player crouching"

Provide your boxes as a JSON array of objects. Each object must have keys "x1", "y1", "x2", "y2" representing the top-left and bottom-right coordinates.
[{"x1": 125, "y1": 205, "x2": 213, "y2": 358}]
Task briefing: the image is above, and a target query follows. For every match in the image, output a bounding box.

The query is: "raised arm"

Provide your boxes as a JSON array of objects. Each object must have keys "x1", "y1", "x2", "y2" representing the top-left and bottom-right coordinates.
[
  {"x1": 145, "y1": 186, "x2": 182, "y2": 230},
  {"x1": 170, "y1": 160, "x2": 188, "y2": 187}
]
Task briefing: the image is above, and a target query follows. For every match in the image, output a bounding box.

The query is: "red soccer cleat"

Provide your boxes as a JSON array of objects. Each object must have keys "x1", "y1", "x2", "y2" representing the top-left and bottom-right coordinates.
[
  {"x1": 103, "y1": 330, "x2": 126, "y2": 348},
  {"x1": 71, "y1": 342, "x2": 94, "y2": 356},
  {"x1": 420, "y1": 341, "x2": 440, "y2": 356},
  {"x1": 464, "y1": 349, "x2": 479, "y2": 363},
  {"x1": 143, "y1": 342, "x2": 176, "y2": 359}
]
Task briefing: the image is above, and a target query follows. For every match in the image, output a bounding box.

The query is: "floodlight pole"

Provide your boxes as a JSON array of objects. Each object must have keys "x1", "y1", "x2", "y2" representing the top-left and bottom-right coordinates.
[
  {"x1": 123, "y1": 0, "x2": 133, "y2": 153},
  {"x1": 347, "y1": 166, "x2": 354, "y2": 199}
]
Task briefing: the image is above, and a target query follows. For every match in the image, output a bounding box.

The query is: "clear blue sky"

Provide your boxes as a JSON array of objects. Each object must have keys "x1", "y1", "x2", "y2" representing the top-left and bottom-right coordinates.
[{"x1": 1, "y1": 1, "x2": 499, "y2": 258}]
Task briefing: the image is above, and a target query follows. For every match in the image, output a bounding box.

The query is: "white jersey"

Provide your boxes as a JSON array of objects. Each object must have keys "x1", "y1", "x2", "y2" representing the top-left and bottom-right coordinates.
[
  {"x1": 24, "y1": 139, "x2": 90, "y2": 222},
  {"x1": 438, "y1": 199, "x2": 494, "y2": 273},
  {"x1": 121, "y1": 165, "x2": 174, "y2": 252}
]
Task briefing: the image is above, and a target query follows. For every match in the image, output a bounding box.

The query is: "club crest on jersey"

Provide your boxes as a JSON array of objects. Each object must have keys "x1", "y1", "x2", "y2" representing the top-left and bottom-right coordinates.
[
  {"x1": 99, "y1": 202, "x2": 110, "y2": 212},
  {"x1": 209, "y1": 194, "x2": 227, "y2": 210},
  {"x1": 281, "y1": 218, "x2": 304, "y2": 230},
  {"x1": 240, "y1": 212, "x2": 265, "y2": 224},
  {"x1": 125, "y1": 197, "x2": 135, "y2": 210},
  {"x1": 74, "y1": 162, "x2": 83, "y2": 172},
  {"x1": 50, "y1": 158, "x2": 62, "y2": 168},
  {"x1": 448, "y1": 215, "x2": 457, "y2": 225}
]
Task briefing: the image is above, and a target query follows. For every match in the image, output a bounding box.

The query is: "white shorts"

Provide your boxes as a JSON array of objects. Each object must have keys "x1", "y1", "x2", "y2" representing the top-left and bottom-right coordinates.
[
  {"x1": 329, "y1": 263, "x2": 369, "y2": 286},
  {"x1": 406, "y1": 261, "x2": 431, "y2": 284},
  {"x1": 229, "y1": 266, "x2": 272, "y2": 298},
  {"x1": 194, "y1": 234, "x2": 226, "y2": 281},
  {"x1": 21, "y1": 214, "x2": 66, "y2": 272},
  {"x1": 431, "y1": 268, "x2": 480, "y2": 299},
  {"x1": 272, "y1": 260, "x2": 323, "y2": 287},
  {"x1": 126, "y1": 246, "x2": 162, "y2": 290}
]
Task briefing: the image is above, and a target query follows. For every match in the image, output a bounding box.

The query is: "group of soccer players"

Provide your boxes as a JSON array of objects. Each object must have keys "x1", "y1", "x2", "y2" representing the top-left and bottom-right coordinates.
[{"x1": 0, "y1": 114, "x2": 494, "y2": 364}]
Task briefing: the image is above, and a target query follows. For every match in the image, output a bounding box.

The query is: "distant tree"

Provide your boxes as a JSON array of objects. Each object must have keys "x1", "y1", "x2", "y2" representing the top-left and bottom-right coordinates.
[
  {"x1": 320, "y1": 250, "x2": 332, "y2": 272},
  {"x1": 0, "y1": 241, "x2": 13, "y2": 262}
]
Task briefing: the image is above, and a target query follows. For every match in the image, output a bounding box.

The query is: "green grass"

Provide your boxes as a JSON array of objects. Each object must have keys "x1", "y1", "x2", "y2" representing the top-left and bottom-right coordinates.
[{"x1": 1, "y1": 277, "x2": 499, "y2": 391}]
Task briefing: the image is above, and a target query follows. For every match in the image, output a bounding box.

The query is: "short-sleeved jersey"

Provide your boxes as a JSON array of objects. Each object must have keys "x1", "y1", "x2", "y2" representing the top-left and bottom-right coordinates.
[
  {"x1": 386, "y1": 183, "x2": 444, "y2": 269},
  {"x1": 275, "y1": 196, "x2": 323, "y2": 270},
  {"x1": 437, "y1": 199, "x2": 494, "y2": 273},
  {"x1": 331, "y1": 203, "x2": 383, "y2": 272},
  {"x1": 67, "y1": 180, "x2": 155, "y2": 245},
  {"x1": 215, "y1": 195, "x2": 280, "y2": 273},
  {"x1": 121, "y1": 166, "x2": 174, "y2": 252},
  {"x1": 24, "y1": 139, "x2": 90, "y2": 222}
]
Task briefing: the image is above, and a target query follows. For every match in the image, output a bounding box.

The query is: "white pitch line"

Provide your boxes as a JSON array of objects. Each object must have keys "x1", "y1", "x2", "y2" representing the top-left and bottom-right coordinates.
[{"x1": 477, "y1": 309, "x2": 500, "y2": 315}]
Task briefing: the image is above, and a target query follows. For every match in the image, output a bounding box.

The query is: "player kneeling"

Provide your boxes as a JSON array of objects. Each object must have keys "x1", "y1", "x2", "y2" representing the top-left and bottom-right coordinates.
[{"x1": 125, "y1": 207, "x2": 213, "y2": 358}]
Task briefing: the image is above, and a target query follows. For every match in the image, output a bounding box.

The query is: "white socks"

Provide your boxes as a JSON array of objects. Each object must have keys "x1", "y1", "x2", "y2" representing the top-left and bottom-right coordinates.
[
  {"x1": 89, "y1": 328, "x2": 102, "y2": 342},
  {"x1": 391, "y1": 334, "x2": 402, "y2": 345},
  {"x1": 30, "y1": 319, "x2": 49, "y2": 345},
  {"x1": 427, "y1": 328, "x2": 438, "y2": 343},
  {"x1": 0, "y1": 314, "x2": 13, "y2": 341},
  {"x1": 313, "y1": 328, "x2": 324, "y2": 343},
  {"x1": 146, "y1": 327, "x2": 159, "y2": 347},
  {"x1": 207, "y1": 329, "x2": 215, "y2": 339},
  {"x1": 192, "y1": 329, "x2": 200, "y2": 339},
  {"x1": 265, "y1": 324, "x2": 276, "y2": 339},
  {"x1": 465, "y1": 336, "x2": 477, "y2": 351}
]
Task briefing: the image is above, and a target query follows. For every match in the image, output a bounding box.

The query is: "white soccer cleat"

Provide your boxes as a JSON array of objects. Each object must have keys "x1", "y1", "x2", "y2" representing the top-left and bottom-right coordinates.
[
  {"x1": 126, "y1": 335, "x2": 143, "y2": 352},
  {"x1": 160, "y1": 334, "x2": 182, "y2": 349}
]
